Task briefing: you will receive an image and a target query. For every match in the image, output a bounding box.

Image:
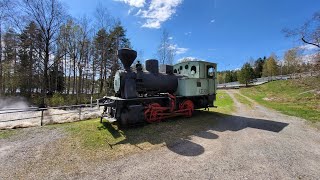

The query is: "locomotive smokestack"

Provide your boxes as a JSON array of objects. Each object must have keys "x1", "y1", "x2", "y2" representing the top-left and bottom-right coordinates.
[{"x1": 118, "y1": 48, "x2": 137, "y2": 71}]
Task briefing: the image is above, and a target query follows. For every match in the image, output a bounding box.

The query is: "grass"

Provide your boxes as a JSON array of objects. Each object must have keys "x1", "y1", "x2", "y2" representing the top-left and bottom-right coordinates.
[
  {"x1": 0, "y1": 129, "x2": 17, "y2": 139},
  {"x1": 57, "y1": 90, "x2": 235, "y2": 155},
  {"x1": 59, "y1": 109, "x2": 223, "y2": 155},
  {"x1": 240, "y1": 77, "x2": 320, "y2": 122},
  {"x1": 234, "y1": 93, "x2": 253, "y2": 107},
  {"x1": 212, "y1": 90, "x2": 234, "y2": 114}
]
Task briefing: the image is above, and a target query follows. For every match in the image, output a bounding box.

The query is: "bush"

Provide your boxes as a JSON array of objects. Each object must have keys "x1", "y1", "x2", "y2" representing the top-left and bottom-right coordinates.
[{"x1": 50, "y1": 93, "x2": 65, "y2": 107}]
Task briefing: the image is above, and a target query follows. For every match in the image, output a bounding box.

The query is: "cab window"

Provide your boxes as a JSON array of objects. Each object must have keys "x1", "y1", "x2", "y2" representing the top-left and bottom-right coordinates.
[{"x1": 207, "y1": 66, "x2": 215, "y2": 78}]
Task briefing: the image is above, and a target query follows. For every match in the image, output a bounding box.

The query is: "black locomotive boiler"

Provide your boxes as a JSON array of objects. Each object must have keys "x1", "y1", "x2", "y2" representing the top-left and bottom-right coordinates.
[{"x1": 101, "y1": 48, "x2": 217, "y2": 127}]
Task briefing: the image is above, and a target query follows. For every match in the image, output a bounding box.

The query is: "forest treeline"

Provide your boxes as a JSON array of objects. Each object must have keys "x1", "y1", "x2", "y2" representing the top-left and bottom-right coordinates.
[
  {"x1": 218, "y1": 50, "x2": 319, "y2": 86},
  {"x1": 0, "y1": 0, "x2": 132, "y2": 105}
]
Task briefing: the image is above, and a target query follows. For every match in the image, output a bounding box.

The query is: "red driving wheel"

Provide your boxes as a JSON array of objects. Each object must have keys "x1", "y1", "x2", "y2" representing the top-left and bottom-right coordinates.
[
  {"x1": 145, "y1": 103, "x2": 162, "y2": 123},
  {"x1": 179, "y1": 100, "x2": 194, "y2": 117}
]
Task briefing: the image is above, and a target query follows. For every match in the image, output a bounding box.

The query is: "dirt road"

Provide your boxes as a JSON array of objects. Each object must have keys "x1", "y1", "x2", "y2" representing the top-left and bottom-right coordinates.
[{"x1": 1, "y1": 90, "x2": 320, "y2": 179}]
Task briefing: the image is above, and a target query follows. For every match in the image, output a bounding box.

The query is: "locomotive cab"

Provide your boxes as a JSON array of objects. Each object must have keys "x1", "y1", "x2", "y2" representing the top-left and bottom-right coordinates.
[{"x1": 173, "y1": 61, "x2": 217, "y2": 97}]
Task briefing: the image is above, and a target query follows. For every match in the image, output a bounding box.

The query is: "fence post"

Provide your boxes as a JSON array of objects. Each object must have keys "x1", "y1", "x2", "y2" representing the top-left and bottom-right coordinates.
[
  {"x1": 79, "y1": 106, "x2": 82, "y2": 120},
  {"x1": 90, "y1": 96, "x2": 93, "y2": 108},
  {"x1": 40, "y1": 109, "x2": 44, "y2": 126},
  {"x1": 97, "y1": 99, "x2": 99, "y2": 110}
]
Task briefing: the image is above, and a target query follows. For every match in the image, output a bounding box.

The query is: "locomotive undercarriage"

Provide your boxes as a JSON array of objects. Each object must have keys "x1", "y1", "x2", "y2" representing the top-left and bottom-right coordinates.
[{"x1": 101, "y1": 94, "x2": 216, "y2": 127}]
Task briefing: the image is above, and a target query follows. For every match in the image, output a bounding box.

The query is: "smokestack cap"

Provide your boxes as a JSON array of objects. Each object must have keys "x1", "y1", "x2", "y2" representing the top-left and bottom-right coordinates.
[{"x1": 118, "y1": 48, "x2": 137, "y2": 70}]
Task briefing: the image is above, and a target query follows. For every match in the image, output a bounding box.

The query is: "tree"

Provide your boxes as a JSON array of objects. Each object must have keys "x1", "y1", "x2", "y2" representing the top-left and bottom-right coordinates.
[
  {"x1": 158, "y1": 29, "x2": 175, "y2": 65},
  {"x1": 225, "y1": 71, "x2": 232, "y2": 83},
  {"x1": 0, "y1": 0, "x2": 13, "y2": 95},
  {"x1": 262, "y1": 54, "x2": 278, "y2": 78},
  {"x1": 253, "y1": 57, "x2": 265, "y2": 78},
  {"x1": 231, "y1": 70, "x2": 238, "y2": 82},
  {"x1": 22, "y1": 0, "x2": 66, "y2": 95},
  {"x1": 238, "y1": 63, "x2": 254, "y2": 86},
  {"x1": 283, "y1": 48, "x2": 301, "y2": 75},
  {"x1": 284, "y1": 11, "x2": 320, "y2": 72},
  {"x1": 2, "y1": 28, "x2": 20, "y2": 94},
  {"x1": 284, "y1": 11, "x2": 320, "y2": 49},
  {"x1": 107, "y1": 23, "x2": 131, "y2": 93},
  {"x1": 0, "y1": 0, "x2": 133, "y2": 105},
  {"x1": 93, "y1": 28, "x2": 108, "y2": 94},
  {"x1": 18, "y1": 21, "x2": 40, "y2": 96}
]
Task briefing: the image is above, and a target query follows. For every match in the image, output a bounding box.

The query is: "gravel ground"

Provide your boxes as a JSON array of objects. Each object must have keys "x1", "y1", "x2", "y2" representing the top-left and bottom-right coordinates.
[{"x1": 1, "y1": 89, "x2": 320, "y2": 179}]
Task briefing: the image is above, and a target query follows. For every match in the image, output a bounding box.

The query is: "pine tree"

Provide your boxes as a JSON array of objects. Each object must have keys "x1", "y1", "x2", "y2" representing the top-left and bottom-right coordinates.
[
  {"x1": 3, "y1": 28, "x2": 19, "y2": 94},
  {"x1": 18, "y1": 22, "x2": 39, "y2": 96},
  {"x1": 238, "y1": 63, "x2": 254, "y2": 86}
]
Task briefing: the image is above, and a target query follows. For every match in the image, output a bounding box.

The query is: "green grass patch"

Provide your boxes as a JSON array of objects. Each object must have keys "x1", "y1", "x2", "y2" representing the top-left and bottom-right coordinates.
[
  {"x1": 234, "y1": 93, "x2": 253, "y2": 107},
  {"x1": 60, "y1": 109, "x2": 222, "y2": 153},
  {"x1": 45, "y1": 90, "x2": 234, "y2": 157},
  {"x1": 0, "y1": 129, "x2": 17, "y2": 139},
  {"x1": 240, "y1": 77, "x2": 320, "y2": 122},
  {"x1": 212, "y1": 90, "x2": 234, "y2": 114}
]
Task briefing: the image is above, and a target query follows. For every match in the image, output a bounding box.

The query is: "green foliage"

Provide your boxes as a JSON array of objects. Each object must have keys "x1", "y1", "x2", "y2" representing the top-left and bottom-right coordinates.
[
  {"x1": 253, "y1": 57, "x2": 265, "y2": 78},
  {"x1": 262, "y1": 54, "x2": 278, "y2": 77},
  {"x1": 225, "y1": 70, "x2": 238, "y2": 83},
  {"x1": 240, "y1": 77, "x2": 320, "y2": 122},
  {"x1": 238, "y1": 63, "x2": 254, "y2": 86},
  {"x1": 50, "y1": 93, "x2": 65, "y2": 107},
  {"x1": 217, "y1": 71, "x2": 238, "y2": 83}
]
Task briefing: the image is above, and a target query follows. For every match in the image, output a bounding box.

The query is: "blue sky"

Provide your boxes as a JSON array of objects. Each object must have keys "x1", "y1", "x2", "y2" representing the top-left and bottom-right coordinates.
[{"x1": 61, "y1": 0, "x2": 319, "y2": 70}]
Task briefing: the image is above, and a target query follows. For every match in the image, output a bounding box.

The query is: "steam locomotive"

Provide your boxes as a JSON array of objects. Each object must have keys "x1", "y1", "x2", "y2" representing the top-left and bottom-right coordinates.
[{"x1": 100, "y1": 48, "x2": 217, "y2": 127}]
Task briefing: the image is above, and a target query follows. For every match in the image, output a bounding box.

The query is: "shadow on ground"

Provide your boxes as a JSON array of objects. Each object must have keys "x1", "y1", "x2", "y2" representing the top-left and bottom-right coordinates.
[{"x1": 99, "y1": 110, "x2": 288, "y2": 156}]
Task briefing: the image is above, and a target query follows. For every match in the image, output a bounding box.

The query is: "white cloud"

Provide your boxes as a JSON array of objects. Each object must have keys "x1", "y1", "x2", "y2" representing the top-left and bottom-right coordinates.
[
  {"x1": 300, "y1": 44, "x2": 318, "y2": 51},
  {"x1": 184, "y1": 31, "x2": 191, "y2": 36},
  {"x1": 168, "y1": 36, "x2": 173, "y2": 40},
  {"x1": 176, "y1": 47, "x2": 188, "y2": 54},
  {"x1": 210, "y1": 19, "x2": 215, "y2": 23},
  {"x1": 128, "y1": 9, "x2": 132, "y2": 15},
  {"x1": 116, "y1": 0, "x2": 146, "y2": 8},
  {"x1": 116, "y1": 0, "x2": 183, "y2": 29},
  {"x1": 140, "y1": 0, "x2": 183, "y2": 28},
  {"x1": 135, "y1": 9, "x2": 142, "y2": 16},
  {"x1": 168, "y1": 44, "x2": 188, "y2": 54}
]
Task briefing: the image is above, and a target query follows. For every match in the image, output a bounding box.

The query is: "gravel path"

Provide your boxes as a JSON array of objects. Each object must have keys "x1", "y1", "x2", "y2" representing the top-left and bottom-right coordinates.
[{"x1": 1, "y1": 90, "x2": 320, "y2": 179}]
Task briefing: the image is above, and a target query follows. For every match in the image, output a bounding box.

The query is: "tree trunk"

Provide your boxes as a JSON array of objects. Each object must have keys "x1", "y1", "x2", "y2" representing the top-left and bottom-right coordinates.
[
  {"x1": 72, "y1": 56, "x2": 76, "y2": 95},
  {"x1": 91, "y1": 61, "x2": 95, "y2": 95},
  {"x1": 43, "y1": 41, "x2": 50, "y2": 95},
  {"x1": 0, "y1": 19, "x2": 2, "y2": 95},
  {"x1": 99, "y1": 63, "x2": 103, "y2": 94},
  {"x1": 67, "y1": 56, "x2": 71, "y2": 95}
]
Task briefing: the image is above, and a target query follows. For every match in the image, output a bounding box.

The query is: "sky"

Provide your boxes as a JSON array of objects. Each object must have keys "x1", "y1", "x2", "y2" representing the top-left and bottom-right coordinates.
[{"x1": 60, "y1": 0, "x2": 319, "y2": 70}]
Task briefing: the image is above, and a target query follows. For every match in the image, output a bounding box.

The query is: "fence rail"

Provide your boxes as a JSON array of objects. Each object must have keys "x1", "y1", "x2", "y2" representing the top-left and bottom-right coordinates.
[{"x1": 0, "y1": 102, "x2": 104, "y2": 130}]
